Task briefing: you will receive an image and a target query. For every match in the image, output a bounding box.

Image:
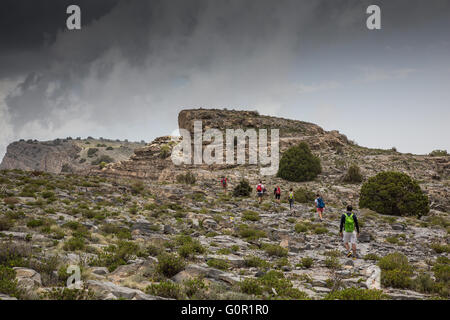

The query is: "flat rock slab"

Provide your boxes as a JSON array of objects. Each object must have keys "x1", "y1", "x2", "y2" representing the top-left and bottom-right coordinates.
[{"x1": 86, "y1": 280, "x2": 169, "y2": 300}]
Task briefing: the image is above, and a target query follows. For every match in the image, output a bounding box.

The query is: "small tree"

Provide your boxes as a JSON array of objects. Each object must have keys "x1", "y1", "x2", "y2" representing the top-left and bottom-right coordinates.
[
  {"x1": 343, "y1": 164, "x2": 363, "y2": 183},
  {"x1": 429, "y1": 150, "x2": 448, "y2": 157},
  {"x1": 233, "y1": 179, "x2": 252, "y2": 197},
  {"x1": 359, "y1": 171, "x2": 429, "y2": 217},
  {"x1": 277, "y1": 142, "x2": 321, "y2": 182}
]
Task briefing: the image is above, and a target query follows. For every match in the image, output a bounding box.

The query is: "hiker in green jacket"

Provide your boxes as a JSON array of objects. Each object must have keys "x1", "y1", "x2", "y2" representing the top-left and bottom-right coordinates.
[
  {"x1": 339, "y1": 205, "x2": 360, "y2": 259},
  {"x1": 288, "y1": 188, "x2": 294, "y2": 213}
]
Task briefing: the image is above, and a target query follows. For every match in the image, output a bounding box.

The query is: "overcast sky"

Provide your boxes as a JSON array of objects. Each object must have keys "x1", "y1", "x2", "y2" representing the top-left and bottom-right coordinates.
[{"x1": 0, "y1": 0, "x2": 449, "y2": 159}]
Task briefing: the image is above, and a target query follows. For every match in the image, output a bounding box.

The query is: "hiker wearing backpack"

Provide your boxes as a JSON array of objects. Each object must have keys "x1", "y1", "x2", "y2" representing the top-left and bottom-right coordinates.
[
  {"x1": 315, "y1": 194, "x2": 325, "y2": 221},
  {"x1": 256, "y1": 181, "x2": 265, "y2": 204},
  {"x1": 221, "y1": 176, "x2": 228, "y2": 194},
  {"x1": 273, "y1": 185, "x2": 281, "y2": 204},
  {"x1": 288, "y1": 188, "x2": 294, "y2": 212},
  {"x1": 339, "y1": 205, "x2": 360, "y2": 259}
]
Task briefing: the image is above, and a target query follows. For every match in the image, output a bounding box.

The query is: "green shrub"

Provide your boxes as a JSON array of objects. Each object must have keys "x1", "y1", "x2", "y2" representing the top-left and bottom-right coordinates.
[
  {"x1": 325, "y1": 287, "x2": 387, "y2": 300},
  {"x1": 242, "y1": 210, "x2": 260, "y2": 221},
  {"x1": 0, "y1": 265, "x2": 22, "y2": 298},
  {"x1": 43, "y1": 287, "x2": 95, "y2": 300},
  {"x1": 411, "y1": 273, "x2": 436, "y2": 294},
  {"x1": 0, "y1": 242, "x2": 31, "y2": 267},
  {"x1": 294, "y1": 222, "x2": 310, "y2": 233},
  {"x1": 262, "y1": 244, "x2": 288, "y2": 257},
  {"x1": 91, "y1": 155, "x2": 114, "y2": 166},
  {"x1": 432, "y1": 257, "x2": 450, "y2": 284},
  {"x1": 257, "y1": 270, "x2": 309, "y2": 300},
  {"x1": 244, "y1": 256, "x2": 270, "y2": 269},
  {"x1": 90, "y1": 241, "x2": 141, "y2": 272},
  {"x1": 183, "y1": 278, "x2": 208, "y2": 299},
  {"x1": 343, "y1": 164, "x2": 363, "y2": 183},
  {"x1": 293, "y1": 187, "x2": 315, "y2": 203},
  {"x1": 299, "y1": 257, "x2": 314, "y2": 269},
  {"x1": 277, "y1": 142, "x2": 321, "y2": 182},
  {"x1": 363, "y1": 253, "x2": 380, "y2": 261},
  {"x1": 378, "y1": 252, "x2": 412, "y2": 271},
  {"x1": 87, "y1": 148, "x2": 98, "y2": 158},
  {"x1": 159, "y1": 145, "x2": 171, "y2": 159},
  {"x1": 382, "y1": 269, "x2": 412, "y2": 289},
  {"x1": 359, "y1": 171, "x2": 429, "y2": 217},
  {"x1": 27, "y1": 219, "x2": 44, "y2": 228},
  {"x1": 313, "y1": 226, "x2": 328, "y2": 234},
  {"x1": 156, "y1": 253, "x2": 185, "y2": 278},
  {"x1": 233, "y1": 179, "x2": 252, "y2": 197},
  {"x1": 63, "y1": 236, "x2": 86, "y2": 251},
  {"x1": 207, "y1": 258, "x2": 230, "y2": 270},
  {"x1": 130, "y1": 181, "x2": 145, "y2": 195},
  {"x1": 237, "y1": 224, "x2": 266, "y2": 240},
  {"x1": 239, "y1": 278, "x2": 263, "y2": 295},
  {"x1": 430, "y1": 243, "x2": 450, "y2": 254},
  {"x1": 177, "y1": 241, "x2": 205, "y2": 259},
  {"x1": 378, "y1": 252, "x2": 413, "y2": 289},
  {"x1": 41, "y1": 191, "x2": 55, "y2": 199},
  {"x1": 101, "y1": 224, "x2": 131, "y2": 240},
  {"x1": 176, "y1": 172, "x2": 196, "y2": 185},
  {"x1": 146, "y1": 280, "x2": 185, "y2": 299},
  {"x1": 324, "y1": 256, "x2": 341, "y2": 270}
]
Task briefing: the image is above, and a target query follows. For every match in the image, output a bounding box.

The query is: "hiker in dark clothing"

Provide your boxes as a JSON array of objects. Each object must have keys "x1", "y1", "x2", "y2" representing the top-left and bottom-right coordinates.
[
  {"x1": 339, "y1": 205, "x2": 360, "y2": 259},
  {"x1": 221, "y1": 176, "x2": 228, "y2": 194},
  {"x1": 273, "y1": 185, "x2": 281, "y2": 204}
]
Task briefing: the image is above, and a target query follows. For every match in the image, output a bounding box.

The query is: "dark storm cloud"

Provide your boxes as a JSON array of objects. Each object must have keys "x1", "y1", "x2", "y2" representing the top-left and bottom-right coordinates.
[{"x1": 0, "y1": 0, "x2": 449, "y2": 157}]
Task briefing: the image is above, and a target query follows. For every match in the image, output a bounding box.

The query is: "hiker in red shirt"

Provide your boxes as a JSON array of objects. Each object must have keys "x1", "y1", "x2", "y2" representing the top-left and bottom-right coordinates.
[{"x1": 256, "y1": 181, "x2": 265, "y2": 204}]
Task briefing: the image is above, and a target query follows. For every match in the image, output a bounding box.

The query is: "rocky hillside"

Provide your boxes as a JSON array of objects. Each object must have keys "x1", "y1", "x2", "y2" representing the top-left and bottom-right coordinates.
[
  {"x1": 95, "y1": 109, "x2": 450, "y2": 212},
  {"x1": 0, "y1": 108, "x2": 448, "y2": 300},
  {"x1": 0, "y1": 169, "x2": 448, "y2": 300},
  {"x1": 0, "y1": 138, "x2": 146, "y2": 174}
]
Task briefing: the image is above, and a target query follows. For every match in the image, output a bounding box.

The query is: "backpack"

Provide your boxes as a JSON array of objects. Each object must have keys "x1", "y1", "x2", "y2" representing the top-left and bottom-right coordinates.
[
  {"x1": 257, "y1": 184, "x2": 262, "y2": 192},
  {"x1": 221, "y1": 178, "x2": 227, "y2": 186},
  {"x1": 275, "y1": 187, "x2": 280, "y2": 195},
  {"x1": 289, "y1": 192, "x2": 294, "y2": 200},
  {"x1": 344, "y1": 213, "x2": 355, "y2": 232},
  {"x1": 317, "y1": 197, "x2": 325, "y2": 208}
]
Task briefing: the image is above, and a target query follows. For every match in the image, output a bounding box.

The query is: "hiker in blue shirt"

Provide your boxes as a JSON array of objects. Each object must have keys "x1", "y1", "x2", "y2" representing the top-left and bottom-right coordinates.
[{"x1": 315, "y1": 193, "x2": 325, "y2": 221}]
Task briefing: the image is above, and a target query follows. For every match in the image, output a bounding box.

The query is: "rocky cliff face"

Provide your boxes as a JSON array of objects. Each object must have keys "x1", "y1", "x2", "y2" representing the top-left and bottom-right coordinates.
[
  {"x1": 0, "y1": 140, "x2": 81, "y2": 173},
  {"x1": 0, "y1": 138, "x2": 145, "y2": 174}
]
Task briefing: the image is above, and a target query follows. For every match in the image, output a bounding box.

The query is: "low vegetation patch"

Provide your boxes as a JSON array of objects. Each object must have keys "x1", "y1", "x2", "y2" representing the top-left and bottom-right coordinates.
[{"x1": 325, "y1": 287, "x2": 387, "y2": 300}]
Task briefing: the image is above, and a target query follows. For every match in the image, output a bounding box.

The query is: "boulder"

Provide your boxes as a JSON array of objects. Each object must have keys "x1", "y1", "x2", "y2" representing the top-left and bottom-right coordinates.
[
  {"x1": 391, "y1": 223, "x2": 406, "y2": 231},
  {"x1": 13, "y1": 267, "x2": 42, "y2": 288},
  {"x1": 91, "y1": 267, "x2": 109, "y2": 276}
]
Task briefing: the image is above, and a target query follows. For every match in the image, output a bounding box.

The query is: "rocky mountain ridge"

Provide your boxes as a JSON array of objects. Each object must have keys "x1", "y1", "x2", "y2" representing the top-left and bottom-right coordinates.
[{"x1": 0, "y1": 138, "x2": 145, "y2": 174}]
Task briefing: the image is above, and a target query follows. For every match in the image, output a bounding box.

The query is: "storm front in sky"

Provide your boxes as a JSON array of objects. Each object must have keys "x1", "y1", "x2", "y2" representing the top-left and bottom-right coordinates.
[{"x1": 0, "y1": 0, "x2": 449, "y2": 158}]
